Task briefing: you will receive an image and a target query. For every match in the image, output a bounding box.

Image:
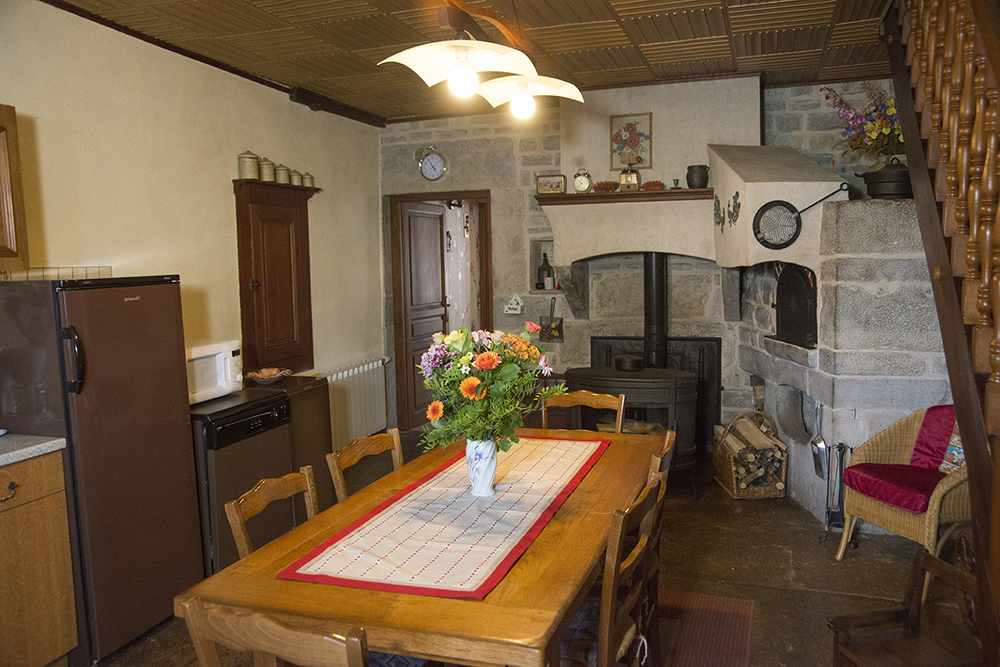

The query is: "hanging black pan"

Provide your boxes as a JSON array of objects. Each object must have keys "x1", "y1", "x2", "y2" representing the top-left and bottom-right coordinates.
[{"x1": 753, "y1": 182, "x2": 849, "y2": 250}]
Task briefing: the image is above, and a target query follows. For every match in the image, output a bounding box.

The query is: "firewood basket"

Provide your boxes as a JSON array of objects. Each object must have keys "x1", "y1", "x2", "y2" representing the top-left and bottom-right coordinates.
[{"x1": 713, "y1": 410, "x2": 788, "y2": 500}]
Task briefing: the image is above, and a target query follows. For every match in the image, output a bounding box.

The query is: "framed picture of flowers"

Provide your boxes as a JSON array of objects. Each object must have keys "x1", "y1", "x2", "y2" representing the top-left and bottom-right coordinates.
[{"x1": 610, "y1": 112, "x2": 652, "y2": 170}]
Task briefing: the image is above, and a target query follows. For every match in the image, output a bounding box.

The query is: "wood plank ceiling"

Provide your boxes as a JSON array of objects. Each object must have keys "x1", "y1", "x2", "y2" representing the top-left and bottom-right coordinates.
[{"x1": 47, "y1": 0, "x2": 894, "y2": 126}]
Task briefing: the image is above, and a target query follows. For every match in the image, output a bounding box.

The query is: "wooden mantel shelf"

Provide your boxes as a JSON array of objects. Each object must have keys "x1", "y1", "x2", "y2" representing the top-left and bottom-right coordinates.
[{"x1": 535, "y1": 188, "x2": 713, "y2": 206}]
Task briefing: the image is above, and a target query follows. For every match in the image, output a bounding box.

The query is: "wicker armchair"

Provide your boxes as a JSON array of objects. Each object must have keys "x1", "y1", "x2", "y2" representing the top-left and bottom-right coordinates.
[{"x1": 836, "y1": 407, "x2": 971, "y2": 561}]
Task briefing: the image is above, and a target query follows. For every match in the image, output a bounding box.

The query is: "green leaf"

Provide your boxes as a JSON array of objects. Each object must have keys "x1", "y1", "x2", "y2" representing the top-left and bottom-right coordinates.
[{"x1": 499, "y1": 363, "x2": 519, "y2": 381}]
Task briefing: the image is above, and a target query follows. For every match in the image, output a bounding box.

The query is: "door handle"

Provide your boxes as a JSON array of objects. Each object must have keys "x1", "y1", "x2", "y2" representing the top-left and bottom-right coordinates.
[
  {"x1": 251, "y1": 279, "x2": 260, "y2": 291},
  {"x1": 62, "y1": 325, "x2": 86, "y2": 394}
]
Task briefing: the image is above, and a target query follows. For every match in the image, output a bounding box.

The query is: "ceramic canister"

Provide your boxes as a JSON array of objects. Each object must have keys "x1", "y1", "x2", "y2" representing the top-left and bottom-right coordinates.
[
  {"x1": 237, "y1": 150, "x2": 259, "y2": 180},
  {"x1": 275, "y1": 164, "x2": 290, "y2": 184},
  {"x1": 302, "y1": 172, "x2": 314, "y2": 187},
  {"x1": 289, "y1": 170, "x2": 302, "y2": 186},
  {"x1": 259, "y1": 158, "x2": 276, "y2": 182}
]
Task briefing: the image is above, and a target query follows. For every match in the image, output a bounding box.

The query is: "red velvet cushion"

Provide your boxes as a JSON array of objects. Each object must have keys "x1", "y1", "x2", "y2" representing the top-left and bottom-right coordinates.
[
  {"x1": 844, "y1": 463, "x2": 947, "y2": 514},
  {"x1": 910, "y1": 404, "x2": 957, "y2": 469}
]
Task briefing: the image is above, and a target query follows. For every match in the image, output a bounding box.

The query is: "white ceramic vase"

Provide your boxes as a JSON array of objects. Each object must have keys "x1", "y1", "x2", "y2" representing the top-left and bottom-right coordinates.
[{"x1": 466, "y1": 438, "x2": 497, "y2": 497}]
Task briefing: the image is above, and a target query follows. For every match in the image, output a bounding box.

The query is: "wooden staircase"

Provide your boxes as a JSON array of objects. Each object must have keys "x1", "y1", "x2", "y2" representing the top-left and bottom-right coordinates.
[{"x1": 885, "y1": 0, "x2": 1000, "y2": 660}]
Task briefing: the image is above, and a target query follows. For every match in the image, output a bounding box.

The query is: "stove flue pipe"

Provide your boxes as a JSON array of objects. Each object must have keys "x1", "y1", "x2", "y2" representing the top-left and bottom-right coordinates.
[{"x1": 643, "y1": 252, "x2": 669, "y2": 368}]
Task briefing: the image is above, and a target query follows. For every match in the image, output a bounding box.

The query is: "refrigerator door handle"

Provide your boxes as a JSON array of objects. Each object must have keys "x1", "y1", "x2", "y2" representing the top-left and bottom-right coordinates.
[{"x1": 62, "y1": 325, "x2": 87, "y2": 393}]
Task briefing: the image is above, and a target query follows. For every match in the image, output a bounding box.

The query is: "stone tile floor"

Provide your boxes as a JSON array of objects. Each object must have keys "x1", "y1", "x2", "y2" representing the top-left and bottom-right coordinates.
[{"x1": 98, "y1": 433, "x2": 981, "y2": 666}]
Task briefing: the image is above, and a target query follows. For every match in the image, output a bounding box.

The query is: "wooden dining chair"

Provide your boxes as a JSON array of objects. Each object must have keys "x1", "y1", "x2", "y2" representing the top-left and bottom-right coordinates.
[
  {"x1": 177, "y1": 595, "x2": 369, "y2": 667},
  {"x1": 561, "y1": 473, "x2": 663, "y2": 667},
  {"x1": 225, "y1": 466, "x2": 319, "y2": 560},
  {"x1": 541, "y1": 390, "x2": 626, "y2": 433},
  {"x1": 327, "y1": 428, "x2": 404, "y2": 503}
]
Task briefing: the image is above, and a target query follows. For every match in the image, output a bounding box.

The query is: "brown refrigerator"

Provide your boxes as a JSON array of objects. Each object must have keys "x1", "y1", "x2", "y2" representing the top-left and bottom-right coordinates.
[{"x1": 0, "y1": 276, "x2": 204, "y2": 664}]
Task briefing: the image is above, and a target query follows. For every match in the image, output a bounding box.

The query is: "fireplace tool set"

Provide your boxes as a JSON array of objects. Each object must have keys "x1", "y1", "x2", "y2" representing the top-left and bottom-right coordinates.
[{"x1": 812, "y1": 403, "x2": 852, "y2": 541}]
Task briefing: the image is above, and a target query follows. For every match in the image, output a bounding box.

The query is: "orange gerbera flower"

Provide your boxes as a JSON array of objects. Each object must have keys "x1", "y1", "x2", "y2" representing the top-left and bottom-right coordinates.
[
  {"x1": 459, "y1": 376, "x2": 484, "y2": 400},
  {"x1": 425, "y1": 400, "x2": 444, "y2": 421},
  {"x1": 474, "y1": 351, "x2": 501, "y2": 370}
]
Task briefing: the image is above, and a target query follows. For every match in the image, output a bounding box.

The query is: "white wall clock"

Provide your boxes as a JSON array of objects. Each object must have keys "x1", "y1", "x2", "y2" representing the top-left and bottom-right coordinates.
[{"x1": 418, "y1": 149, "x2": 447, "y2": 180}]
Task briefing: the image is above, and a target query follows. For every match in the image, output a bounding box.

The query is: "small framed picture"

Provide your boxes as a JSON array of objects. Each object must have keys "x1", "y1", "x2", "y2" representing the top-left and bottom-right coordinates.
[{"x1": 535, "y1": 174, "x2": 566, "y2": 194}]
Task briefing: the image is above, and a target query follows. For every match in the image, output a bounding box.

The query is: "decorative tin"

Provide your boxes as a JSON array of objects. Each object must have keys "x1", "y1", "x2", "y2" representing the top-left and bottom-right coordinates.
[
  {"x1": 289, "y1": 170, "x2": 302, "y2": 186},
  {"x1": 259, "y1": 158, "x2": 275, "y2": 182},
  {"x1": 237, "y1": 150, "x2": 259, "y2": 180},
  {"x1": 275, "y1": 164, "x2": 290, "y2": 184},
  {"x1": 302, "y1": 172, "x2": 315, "y2": 187}
]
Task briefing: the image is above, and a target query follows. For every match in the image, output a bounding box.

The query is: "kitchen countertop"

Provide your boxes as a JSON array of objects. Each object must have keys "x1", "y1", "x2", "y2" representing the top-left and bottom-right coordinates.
[{"x1": 0, "y1": 434, "x2": 67, "y2": 467}]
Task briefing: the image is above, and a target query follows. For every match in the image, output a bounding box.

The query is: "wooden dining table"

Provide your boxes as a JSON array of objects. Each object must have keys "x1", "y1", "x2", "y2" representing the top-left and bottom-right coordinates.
[{"x1": 174, "y1": 428, "x2": 665, "y2": 667}]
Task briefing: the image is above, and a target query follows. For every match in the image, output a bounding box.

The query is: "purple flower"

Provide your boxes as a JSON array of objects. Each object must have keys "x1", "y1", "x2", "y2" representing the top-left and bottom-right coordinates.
[{"x1": 420, "y1": 344, "x2": 453, "y2": 378}]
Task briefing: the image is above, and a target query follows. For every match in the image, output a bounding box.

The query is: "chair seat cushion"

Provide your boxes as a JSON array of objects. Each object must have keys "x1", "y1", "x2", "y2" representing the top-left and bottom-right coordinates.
[{"x1": 844, "y1": 463, "x2": 946, "y2": 514}]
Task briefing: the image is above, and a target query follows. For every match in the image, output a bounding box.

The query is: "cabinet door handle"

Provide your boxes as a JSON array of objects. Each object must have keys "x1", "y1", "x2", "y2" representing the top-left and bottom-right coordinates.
[
  {"x1": 0, "y1": 481, "x2": 17, "y2": 502},
  {"x1": 251, "y1": 279, "x2": 260, "y2": 291}
]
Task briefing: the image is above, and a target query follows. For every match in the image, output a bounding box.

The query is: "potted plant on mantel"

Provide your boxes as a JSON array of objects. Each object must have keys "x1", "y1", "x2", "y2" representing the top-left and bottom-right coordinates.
[
  {"x1": 822, "y1": 83, "x2": 912, "y2": 199},
  {"x1": 419, "y1": 324, "x2": 566, "y2": 497}
]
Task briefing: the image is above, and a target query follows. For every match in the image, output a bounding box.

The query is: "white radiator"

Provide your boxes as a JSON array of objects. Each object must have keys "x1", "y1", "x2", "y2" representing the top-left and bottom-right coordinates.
[{"x1": 326, "y1": 357, "x2": 390, "y2": 450}]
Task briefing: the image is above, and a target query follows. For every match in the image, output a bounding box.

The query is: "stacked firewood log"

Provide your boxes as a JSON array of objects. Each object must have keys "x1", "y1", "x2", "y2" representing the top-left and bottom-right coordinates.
[{"x1": 714, "y1": 418, "x2": 787, "y2": 491}]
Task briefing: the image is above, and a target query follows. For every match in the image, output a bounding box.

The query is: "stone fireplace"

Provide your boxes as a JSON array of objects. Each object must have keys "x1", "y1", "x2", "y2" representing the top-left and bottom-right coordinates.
[{"x1": 537, "y1": 151, "x2": 950, "y2": 521}]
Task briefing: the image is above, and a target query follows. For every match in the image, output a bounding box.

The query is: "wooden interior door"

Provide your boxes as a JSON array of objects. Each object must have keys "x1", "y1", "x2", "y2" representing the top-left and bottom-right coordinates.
[
  {"x1": 235, "y1": 180, "x2": 318, "y2": 372},
  {"x1": 393, "y1": 201, "x2": 447, "y2": 430}
]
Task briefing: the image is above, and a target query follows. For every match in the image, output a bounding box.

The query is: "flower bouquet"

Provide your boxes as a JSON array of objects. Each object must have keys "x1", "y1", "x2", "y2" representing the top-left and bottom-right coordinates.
[
  {"x1": 822, "y1": 83, "x2": 905, "y2": 159},
  {"x1": 420, "y1": 323, "x2": 567, "y2": 454}
]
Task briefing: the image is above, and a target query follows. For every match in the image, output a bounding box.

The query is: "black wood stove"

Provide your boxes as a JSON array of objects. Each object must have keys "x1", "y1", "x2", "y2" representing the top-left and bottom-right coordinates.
[{"x1": 564, "y1": 252, "x2": 700, "y2": 475}]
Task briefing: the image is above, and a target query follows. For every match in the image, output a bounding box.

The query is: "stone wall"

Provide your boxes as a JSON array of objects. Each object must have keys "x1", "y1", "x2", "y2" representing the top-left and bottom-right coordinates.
[
  {"x1": 764, "y1": 79, "x2": 896, "y2": 198},
  {"x1": 378, "y1": 83, "x2": 946, "y2": 467},
  {"x1": 738, "y1": 199, "x2": 952, "y2": 519}
]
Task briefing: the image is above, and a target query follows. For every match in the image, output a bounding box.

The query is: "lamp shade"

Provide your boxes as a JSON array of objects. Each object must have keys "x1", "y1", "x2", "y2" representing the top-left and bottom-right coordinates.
[
  {"x1": 379, "y1": 40, "x2": 537, "y2": 88},
  {"x1": 475, "y1": 75, "x2": 584, "y2": 107}
]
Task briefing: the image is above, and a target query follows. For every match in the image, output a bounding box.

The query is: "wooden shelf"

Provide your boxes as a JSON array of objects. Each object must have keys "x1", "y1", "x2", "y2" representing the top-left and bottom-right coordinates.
[
  {"x1": 535, "y1": 188, "x2": 713, "y2": 206},
  {"x1": 233, "y1": 179, "x2": 321, "y2": 195}
]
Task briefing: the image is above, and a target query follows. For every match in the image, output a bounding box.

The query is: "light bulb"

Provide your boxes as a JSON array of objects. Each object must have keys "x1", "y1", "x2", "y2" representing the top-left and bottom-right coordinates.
[
  {"x1": 510, "y1": 83, "x2": 535, "y2": 119},
  {"x1": 447, "y1": 48, "x2": 479, "y2": 97}
]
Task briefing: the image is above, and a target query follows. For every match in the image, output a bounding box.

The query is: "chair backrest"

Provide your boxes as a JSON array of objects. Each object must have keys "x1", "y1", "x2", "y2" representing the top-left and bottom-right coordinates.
[
  {"x1": 541, "y1": 390, "x2": 626, "y2": 433},
  {"x1": 597, "y1": 473, "x2": 662, "y2": 667},
  {"x1": 225, "y1": 465, "x2": 318, "y2": 560},
  {"x1": 177, "y1": 595, "x2": 368, "y2": 667},
  {"x1": 649, "y1": 430, "x2": 676, "y2": 483},
  {"x1": 327, "y1": 428, "x2": 404, "y2": 503}
]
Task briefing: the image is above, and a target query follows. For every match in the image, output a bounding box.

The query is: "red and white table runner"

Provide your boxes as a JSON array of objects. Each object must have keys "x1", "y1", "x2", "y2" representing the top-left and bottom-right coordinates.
[{"x1": 278, "y1": 436, "x2": 609, "y2": 599}]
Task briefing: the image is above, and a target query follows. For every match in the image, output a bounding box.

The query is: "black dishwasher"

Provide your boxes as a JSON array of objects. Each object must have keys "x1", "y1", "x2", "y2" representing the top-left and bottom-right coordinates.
[{"x1": 190, "y1": 388, "x2": 294, "y2": 575}]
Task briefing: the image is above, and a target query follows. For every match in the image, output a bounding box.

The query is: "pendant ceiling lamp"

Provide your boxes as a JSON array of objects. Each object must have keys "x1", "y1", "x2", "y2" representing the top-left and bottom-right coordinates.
[
  {"x1": 379, "y1": 40, "x2": 537, "y2": 98},
  {"x1": 475, "y1": 75, "x2": 584, "y2": 118}
]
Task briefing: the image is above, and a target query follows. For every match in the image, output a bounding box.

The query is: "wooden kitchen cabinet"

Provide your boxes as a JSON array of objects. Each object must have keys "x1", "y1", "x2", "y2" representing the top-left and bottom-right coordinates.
[
  {"x1": 0, "y1": 103, "x2": 30, "y2": 280},
  {"x1": 0, "y1": 451, "x2": 77, "y2": 666},
  {"x1": 234, "y1": 179, "x2": 319, "y2": 373}
]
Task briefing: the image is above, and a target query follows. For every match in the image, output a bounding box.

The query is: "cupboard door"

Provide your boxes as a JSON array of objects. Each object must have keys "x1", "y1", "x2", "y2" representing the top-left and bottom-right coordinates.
[
  {"x1": 0, "y1": 103, "x2": 29, "y2": 280},
  {"x1": 235, "y1": 180, "x2": 319, "y2": 372},
  {"x1": 0, "y1": 453, "x2": 76, "y2": 666}
]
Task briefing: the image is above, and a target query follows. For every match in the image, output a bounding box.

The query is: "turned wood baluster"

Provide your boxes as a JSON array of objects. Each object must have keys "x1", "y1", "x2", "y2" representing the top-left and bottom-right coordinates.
[
  {"x1": 962, "y1": 27, "x2": 982, "y2": 295},
  {"x1": 971, "y1": 60, "x2": 993, "y2": 333},
  {"x1": 902, "y1": 0, "x2": 915, "y2": 47},
  {"x1": 983, "y1": 90, "x2": 1000, "y2": 415},
  {"x1": 908, "y1": 0, "x2": 927, "y2": 82},
  {"x1": 930, "y1": 0, "x2": 959, "y2": 165},
  {"x1": 937, "y1": 2, "x2": 965, "y2": 199},
  {"x1": 925, "y1": 1, "x2": 947, "y2": 130},
  {"x1": 916, "y1": 0, "x2": 940, "y2": 112}
]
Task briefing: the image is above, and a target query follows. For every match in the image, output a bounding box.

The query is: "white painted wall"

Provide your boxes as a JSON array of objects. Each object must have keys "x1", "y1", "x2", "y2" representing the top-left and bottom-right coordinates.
[
  {"x1": 561, "y1": 75, "x2": 762, "y2": 186},
  {"x1": 0, "y1": 0, "x2": 384, "y2": 371}
]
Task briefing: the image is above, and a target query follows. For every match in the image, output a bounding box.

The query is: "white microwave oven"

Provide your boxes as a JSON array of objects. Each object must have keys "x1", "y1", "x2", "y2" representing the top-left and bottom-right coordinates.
[{"x1": 185, "y1": 339, "x2": 242, "y2": 405}]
